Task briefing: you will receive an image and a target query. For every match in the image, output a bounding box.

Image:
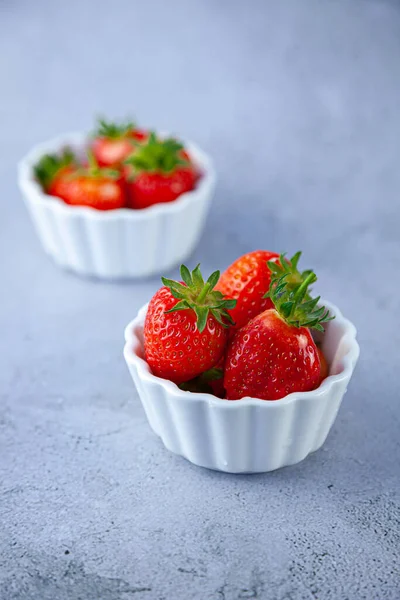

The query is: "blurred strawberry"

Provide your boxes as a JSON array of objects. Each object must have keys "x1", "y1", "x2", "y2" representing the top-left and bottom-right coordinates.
[
  {"x1": 35, "y1": 149, "x2": 126, "y2": 210},
  {"x1": 124, "y1": 133, "x2": 197, "y2": 209},
  {"x1": 34, "y1": 147, "x2": 77, "y2": 194},
  {"x1": 92, "y1": 118, "x2": 148, "y2": 168}
]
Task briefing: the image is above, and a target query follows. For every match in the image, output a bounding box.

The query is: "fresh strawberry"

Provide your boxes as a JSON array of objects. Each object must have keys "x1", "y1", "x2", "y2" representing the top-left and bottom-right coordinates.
[
  {"x1": 144, "y1": 264, "x2": 235, "y2": 384},
  {"x1": 215, "y1": 251, "x2": 279, "y2": 329},
  {"x1": 58, "y1": 173, "x2": 126, "y2": 210},
  {"x1": 49, "y1": 169, "x2": 77, "y2": 200},
  {"x1": 208, "y1": 356, "x2": 226, "y2": 397},
  {"x1": 124, "y1": 133, "x2": 197, "y2": 209},
  {"x1": 209, "y1": 374, "x2": 225, "y2": 397},
  {"x1": 179, "y1": 366, "x2": 225, "y2": 398},
  {"x1": 224, "y1": 253, "x2": 333, "y2": 401},
  {"x1": 216, "y1": 250, "x2": 313, "y2": 330},
  {"x1": 317, "y1": 347, "x2": 329, "y2": 384},
  {"x1": 92, "y1": 118, "x2": 148, "y2": 168},
  {"x1": 34, "y1": 148, "x2": 77, "y2": 194},
  {"x1": 36, "y1": 150, "x2": 126, "y2": 210}
]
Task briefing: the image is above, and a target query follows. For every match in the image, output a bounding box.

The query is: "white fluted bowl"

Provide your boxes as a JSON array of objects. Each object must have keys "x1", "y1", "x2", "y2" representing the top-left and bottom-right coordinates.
[
  {"x1": 124, "y1": 301, "x2": 360, "y2": 473},
  {"x1": 18, "y1": 132, "x2": 216, "y2": 279}
]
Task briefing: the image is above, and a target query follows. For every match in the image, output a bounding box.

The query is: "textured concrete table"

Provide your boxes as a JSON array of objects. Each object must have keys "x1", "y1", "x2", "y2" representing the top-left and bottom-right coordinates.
[{"x1": 1, "y1": 1, "x2": 399, "y2": 598}]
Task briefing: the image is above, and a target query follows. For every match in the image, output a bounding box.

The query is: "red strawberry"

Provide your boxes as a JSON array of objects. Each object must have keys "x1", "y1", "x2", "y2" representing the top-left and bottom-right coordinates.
[
  {"x1": 92, "y1": 119, "x2": 148, "y2": 168},
  {"x1": 49, "y1": 167, "x2": 76, "y2": 199},
  {"x1": 216, "y1": 250, "x2": 313, "y2": 330},
  {"x1": 209, "y1": 376, "x2": 225, "y2": 398},
  {"x1": 58, "y1": 173, "x2": 126, "y2": 210},
  {"x1": 215, "y1": 251, "x2": 279, "y2": 329},
  {"x1": 208, "y1": 356, "x2": 226, "y2": 397},
  {"x1": 317, "y1": 347, "x2": 329, "y2": 385},
  {"x1": 124, "y1": 133, "x2": 197, "y2": 209},
  {"x1": 224, "y1": 253, "x2": 333, "y2": 401},
  {"x1": 35, "y1": 150, "x2": 126, "y2": 210},
  {"x1": 179, "y1": 365, "x2": 225, "y2": 398},
  {"x1": 34, "y1": 147, "x2": 77, "y2": 194},
  {"x1": 144, "y1": 264, "x2": 235, "y2": 384}
]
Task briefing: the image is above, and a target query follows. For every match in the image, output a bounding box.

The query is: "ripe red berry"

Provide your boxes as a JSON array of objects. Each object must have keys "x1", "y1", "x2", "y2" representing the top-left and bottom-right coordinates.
[
  {"x1": 224, "y1": 253, "x2": 333, "y2": 400},
  {"x1": 124, "y1": 133, "x2": 197, "y2": 209},
  {"x1": 92, "y1": 118, "x2": 148, "y2": 168},
  {"x1": 215, "y1": 250, "x2": 279, "y2": 329},
  {"x1": 144, "y1": 264, "x2": 236, "y2": 384}
]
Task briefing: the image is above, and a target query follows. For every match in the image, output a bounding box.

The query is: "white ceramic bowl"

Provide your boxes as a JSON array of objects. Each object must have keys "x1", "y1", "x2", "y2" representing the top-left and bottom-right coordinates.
[
  {"x1": 18, "y1": 133, "x2": 216, "y2": 279},
  {"x1": 124, "y1": 301, "x2": 359, "y2": 473}
]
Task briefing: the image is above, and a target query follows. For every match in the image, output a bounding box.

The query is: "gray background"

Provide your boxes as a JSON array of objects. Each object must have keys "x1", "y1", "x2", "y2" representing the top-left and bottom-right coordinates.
[{"x1": 1, "y1": 0, "x2": 399, "y2": 598}]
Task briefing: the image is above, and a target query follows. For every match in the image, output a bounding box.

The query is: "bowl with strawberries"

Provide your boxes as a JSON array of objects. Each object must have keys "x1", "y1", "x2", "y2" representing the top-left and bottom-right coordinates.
[
  {"x1": 124, "y1": 250, "x2": 359, "y2": 473},
  {"x1": 18, "y1": 118, "x2": 215, "y2": 279}
]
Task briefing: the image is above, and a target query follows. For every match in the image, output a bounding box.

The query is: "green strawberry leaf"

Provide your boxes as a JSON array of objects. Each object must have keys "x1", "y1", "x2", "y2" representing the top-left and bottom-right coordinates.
[
  {"x1": 266, "y1": 252, "x2": 334, "y2": 331},
  {"x1": 124, "y1": 131, "x2": 189, "y2": 174},
  {"x1": 162, "y1": 264, "x2": 237, "y2": 332}
]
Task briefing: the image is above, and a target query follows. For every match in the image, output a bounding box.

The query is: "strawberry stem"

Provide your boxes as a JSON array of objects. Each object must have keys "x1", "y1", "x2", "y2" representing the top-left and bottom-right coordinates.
[
  {"x1": 264, "y1": 251, "x2": 314, "y2": 301},
  {"x1": 72, "y1": 150, "x2": 120, "y2": 181},
  {"x1": 86, "y1": 149, "x2": 99, "y2": 174},
  {"x1": 292, "y1": 272, "x2": 316, "y2": 304},
  {"x1": 197, "y1": 282, "x2": 211, "y2": 304},
  {"x1": 162, "y1": 264, "x2": 236, "y2": 332},
  {"x1": 94, "y1": 117, "x2": 136, "y2": 139},
  {"x1": 124, "y1": 132, "x2": 188, "y2": 174},
  {"x1": 265, "y1": 252, "x2": 334, "y2": 332}
]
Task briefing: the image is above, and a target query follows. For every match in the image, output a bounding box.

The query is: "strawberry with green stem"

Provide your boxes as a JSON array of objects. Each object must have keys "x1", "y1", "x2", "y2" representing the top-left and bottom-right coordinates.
[
  {"x1": 124, "y1": 133, "x2": 198, "y2": 209},
  {"x1": 266, "y1": 251, "x2": 314, "y2": 301},
  {"x1": 215, "y1": 250, "x2": 314, "y2": 330},
  {"x1": 92, "y1": 118, "x2": 148, "y2": 168},
  {"x1": 224, "y1": 252, "x2": 333, "y2": 401},
  {"x1": 144, "y1": 264, "x2": 236, "y2": 384},
  {"x1": 36, "y1": 149, "x2": 126, "y2": 210},
  {"x1": 34, "y1": 148, "x2": 77, "y2": 196}
]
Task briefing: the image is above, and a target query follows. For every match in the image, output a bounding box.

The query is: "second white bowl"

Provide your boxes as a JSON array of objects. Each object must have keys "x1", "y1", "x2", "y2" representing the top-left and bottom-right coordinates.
[
  {"x1": 124, "y1": 301, "x2": 359, "y2": 473},
  {"x1": 18, "y1": 132, "x2": 216, "y2": 279}
]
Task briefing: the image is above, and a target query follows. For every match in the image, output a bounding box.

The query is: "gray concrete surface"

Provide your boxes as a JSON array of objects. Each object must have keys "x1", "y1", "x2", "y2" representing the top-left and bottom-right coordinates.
[{"x1": 1, "y1": 0, "x2": 400, "y2": 598}]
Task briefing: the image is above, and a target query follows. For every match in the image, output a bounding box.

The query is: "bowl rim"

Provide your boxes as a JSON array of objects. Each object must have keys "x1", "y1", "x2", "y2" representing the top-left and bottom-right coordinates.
[
  {"x1": 123, "y1": 300, "x2": 360, "y2": 409},
  {"x1": 17, "y1": 131, "x2": 216, "y2": 221}
]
